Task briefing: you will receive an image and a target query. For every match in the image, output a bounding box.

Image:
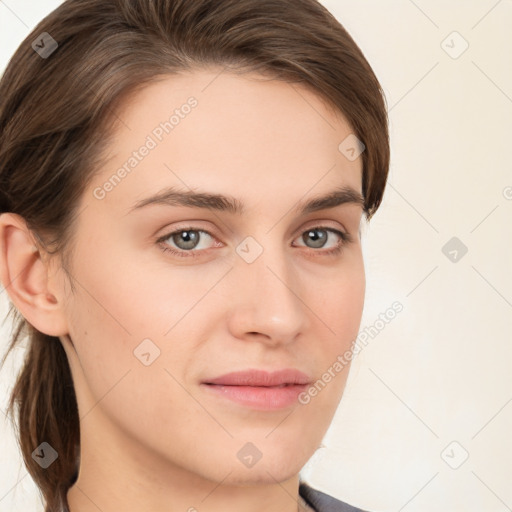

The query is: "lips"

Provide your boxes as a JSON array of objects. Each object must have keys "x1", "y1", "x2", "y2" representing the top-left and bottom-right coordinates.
[
  {"x1": 201, "y1": 369, "x2": 312, "y2": 410},
  {"x1": 202, "y1": 368, "x2": 311, "y2": 387}
]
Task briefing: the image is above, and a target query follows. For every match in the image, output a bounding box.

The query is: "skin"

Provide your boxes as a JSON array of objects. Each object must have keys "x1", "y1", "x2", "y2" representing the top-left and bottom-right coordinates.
[{"x1": 0, "y1": 68, "x2": 365, "y2": 512}]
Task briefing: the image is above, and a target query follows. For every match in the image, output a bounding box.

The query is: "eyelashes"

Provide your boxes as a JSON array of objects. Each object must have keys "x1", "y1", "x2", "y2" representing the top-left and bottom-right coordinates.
[{"x1": 156, "y1": 225, "x2": 353, "y2": 259}]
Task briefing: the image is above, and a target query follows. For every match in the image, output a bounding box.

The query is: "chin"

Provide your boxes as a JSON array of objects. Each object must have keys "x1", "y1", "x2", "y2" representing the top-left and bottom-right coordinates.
[
  {"x1": 190, "y1": 448, "x2": 304, "y2": 487},
  {"x1": 222, "y1": 463, "x2": 301, "y2": 487}
]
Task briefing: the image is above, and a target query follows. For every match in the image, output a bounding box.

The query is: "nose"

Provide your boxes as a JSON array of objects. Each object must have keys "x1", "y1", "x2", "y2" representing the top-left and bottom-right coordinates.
[{"x1": 224, "y1": 240, "x2": 311, "y2": 348}]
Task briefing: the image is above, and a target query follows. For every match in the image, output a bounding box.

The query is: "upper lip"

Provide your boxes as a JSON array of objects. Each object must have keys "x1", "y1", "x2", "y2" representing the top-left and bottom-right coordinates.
[{"x1": 203, "y1": 368, "x2": 311, "y2": 387}]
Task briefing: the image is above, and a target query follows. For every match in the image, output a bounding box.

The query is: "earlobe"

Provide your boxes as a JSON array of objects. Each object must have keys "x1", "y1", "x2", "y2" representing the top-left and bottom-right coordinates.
[{"x1": 0, "y1": 212, "x2": 69, "y2": 337}]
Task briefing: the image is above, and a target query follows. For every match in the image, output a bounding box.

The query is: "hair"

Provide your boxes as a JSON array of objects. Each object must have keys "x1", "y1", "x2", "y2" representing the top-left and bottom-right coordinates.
[{"x1": 0, "y1": 0, "x2": 389, "y2": 510}]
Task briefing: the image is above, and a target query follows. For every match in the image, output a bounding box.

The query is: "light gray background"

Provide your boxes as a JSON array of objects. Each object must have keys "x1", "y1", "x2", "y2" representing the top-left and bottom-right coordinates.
[{"x1": 1, "y1": 1, "x2": 511, "y2": 511}]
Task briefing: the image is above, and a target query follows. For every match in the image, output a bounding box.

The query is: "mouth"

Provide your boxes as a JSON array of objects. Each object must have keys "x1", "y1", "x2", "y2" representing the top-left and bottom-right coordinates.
[{"x1": 200, "y1": 369, "x2": 311, "y2": 410}]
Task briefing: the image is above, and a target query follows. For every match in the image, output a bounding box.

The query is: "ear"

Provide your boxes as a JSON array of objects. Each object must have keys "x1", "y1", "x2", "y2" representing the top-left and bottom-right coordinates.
[{"x1": 0, "y1": 212, "x2": 69, "y2": 337}]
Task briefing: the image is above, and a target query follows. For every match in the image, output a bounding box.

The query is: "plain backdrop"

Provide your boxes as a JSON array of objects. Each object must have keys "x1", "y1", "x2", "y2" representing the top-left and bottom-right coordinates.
[{"x1": 1, "y1": 1, "x2": 511, "y2": 511}]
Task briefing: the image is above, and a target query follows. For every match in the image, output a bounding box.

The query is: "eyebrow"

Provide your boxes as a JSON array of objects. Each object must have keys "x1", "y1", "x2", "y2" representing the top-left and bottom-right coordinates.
[{"x1": 128, "y1": 184, "x2": 365, "y2": 216}]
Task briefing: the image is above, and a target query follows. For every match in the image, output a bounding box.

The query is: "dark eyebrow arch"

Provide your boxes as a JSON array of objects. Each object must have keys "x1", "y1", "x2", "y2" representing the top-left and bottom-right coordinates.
[{"x1": 127, "y1": 185, "x2": 365, "y2": 216}]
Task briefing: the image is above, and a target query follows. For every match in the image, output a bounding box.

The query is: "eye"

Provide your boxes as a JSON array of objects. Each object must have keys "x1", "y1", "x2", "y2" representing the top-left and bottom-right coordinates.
[
  {"x1": 156, "y1": 225, "x2": 353, "y2": 259},
  {"x1": 156, "y1": 228, "x2": 217, "y2": 258},
  {"x1": 292, "y1": 226, "x2": 352, "y2": 256}
]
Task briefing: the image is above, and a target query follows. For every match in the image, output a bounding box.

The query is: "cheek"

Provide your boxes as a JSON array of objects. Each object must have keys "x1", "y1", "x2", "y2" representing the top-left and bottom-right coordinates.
[
  {"x1": 65, "y1": 245, "x2": 217, "y2": 408},
  {"x1": 315, "y1": 257, "x2": 365, "y2": 341},
  {"x1": 305, "y1": 257, "x2": 365, "y2": 401},
  {"x1": 65, "y1": 262, "x2": 201, "y2": 451}
]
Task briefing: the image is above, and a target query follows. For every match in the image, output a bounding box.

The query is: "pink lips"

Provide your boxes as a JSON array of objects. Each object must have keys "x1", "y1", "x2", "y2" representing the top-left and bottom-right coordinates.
[{"x1": 201, "y1": 369, "x2": 311, "y2": 410}]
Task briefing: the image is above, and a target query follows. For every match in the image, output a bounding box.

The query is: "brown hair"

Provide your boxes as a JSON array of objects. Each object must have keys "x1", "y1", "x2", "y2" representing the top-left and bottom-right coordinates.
[{"x1": 0, "y1": 0, "x2": 389, "y2": 510}]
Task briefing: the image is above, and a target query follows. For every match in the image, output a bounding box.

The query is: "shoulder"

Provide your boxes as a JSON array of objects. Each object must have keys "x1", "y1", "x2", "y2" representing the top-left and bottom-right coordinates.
[{"x1": 299, "y1": 482, "x2": 371, "y2": 512}]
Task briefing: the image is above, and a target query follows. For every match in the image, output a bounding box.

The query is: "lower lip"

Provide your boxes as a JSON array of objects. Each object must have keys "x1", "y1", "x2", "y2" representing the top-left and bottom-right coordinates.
[{"x1": 200, "y1": 383, "x2": 308, "y2": 410}]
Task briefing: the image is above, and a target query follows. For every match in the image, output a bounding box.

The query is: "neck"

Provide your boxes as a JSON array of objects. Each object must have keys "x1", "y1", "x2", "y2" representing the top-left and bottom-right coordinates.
[{"x1": 66, "y1": 412, "x2": 308, "y2": 512}]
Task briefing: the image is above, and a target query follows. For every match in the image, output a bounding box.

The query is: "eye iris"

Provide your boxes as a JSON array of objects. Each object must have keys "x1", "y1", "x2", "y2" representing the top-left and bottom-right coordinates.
[
  {"x1": 173, "y1": 230, "x2": 199, "y2": 250},
  {"x1": 304, "y1": 228, "x2": 327, "y2": 248}
]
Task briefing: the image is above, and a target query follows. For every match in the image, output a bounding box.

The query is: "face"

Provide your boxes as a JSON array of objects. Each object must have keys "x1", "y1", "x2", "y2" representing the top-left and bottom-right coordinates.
[{"x1": 53, "y1": 68, "x2": 366, "y2": 486}]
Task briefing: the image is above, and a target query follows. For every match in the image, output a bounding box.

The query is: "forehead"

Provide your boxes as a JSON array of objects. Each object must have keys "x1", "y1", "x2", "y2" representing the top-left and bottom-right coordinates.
[{"x1": 87, "y1": 68, "x2": 363, "y2": 217}]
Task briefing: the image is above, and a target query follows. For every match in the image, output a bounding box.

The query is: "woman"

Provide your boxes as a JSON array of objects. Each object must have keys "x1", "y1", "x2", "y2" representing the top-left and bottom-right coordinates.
[{"x1": 0, "y1": 0, "x2": 389, "y2": 511}]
